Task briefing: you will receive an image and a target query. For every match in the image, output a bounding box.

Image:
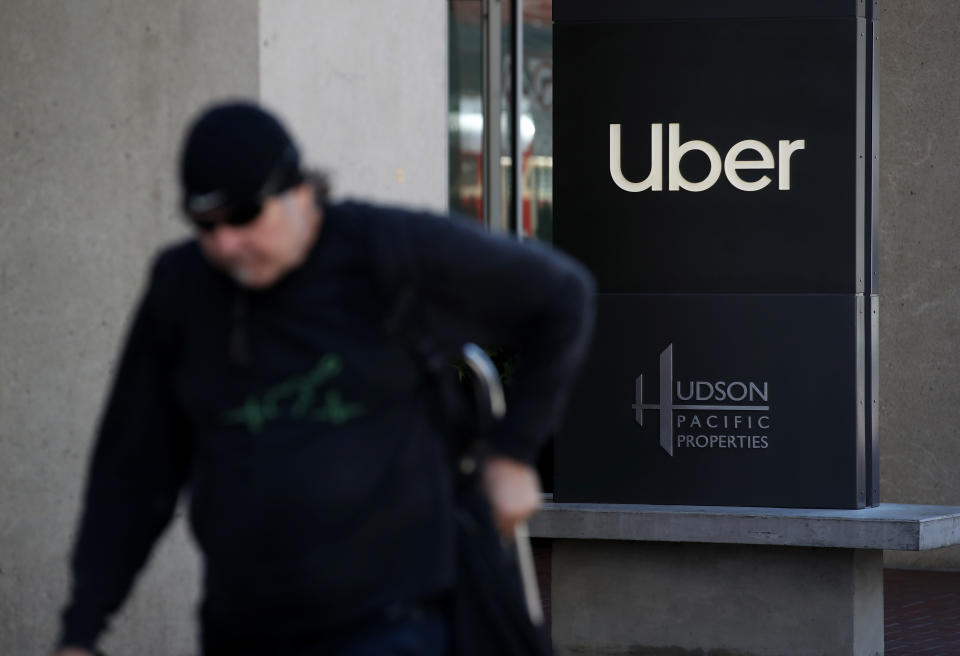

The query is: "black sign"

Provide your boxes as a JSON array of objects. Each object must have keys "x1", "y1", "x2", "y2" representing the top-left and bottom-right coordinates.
[
  {"x1": 554, "y1": 17, "x2": 867, "y2": 294},
  {"x1": 555, "y1": 294, "x2": 865, "y2": 508},
  {"x1": 553, "y1": 2, "x2": 878, "y2": 508}
]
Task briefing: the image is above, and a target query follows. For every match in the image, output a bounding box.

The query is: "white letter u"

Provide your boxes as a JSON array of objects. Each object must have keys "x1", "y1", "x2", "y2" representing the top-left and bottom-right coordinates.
[{"x1": 610, "y1": 123, "x2": 662, "y2": 192}]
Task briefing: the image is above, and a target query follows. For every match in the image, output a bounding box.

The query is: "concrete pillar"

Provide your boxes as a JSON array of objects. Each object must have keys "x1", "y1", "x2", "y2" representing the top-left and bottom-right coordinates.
[
  {"x1": 551, "y1": 540, "x2": 884, "y2": 656},
  {"x1": 1, "y1": 1, "x2": 447, "y2": 654},
  {"x1": 879, "y1": 1, "x2": 960, "y2": 569},
  {"x1": 259, "y1": 0, "x2": 448, "y2": 211}
]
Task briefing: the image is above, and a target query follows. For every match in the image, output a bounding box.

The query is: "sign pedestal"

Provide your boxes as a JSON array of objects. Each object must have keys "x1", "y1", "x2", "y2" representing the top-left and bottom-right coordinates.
[
  {"x1": 552, "y1": 542, "x2": 882, "y2": 656},
  {"x1": 531, "y1": 502, "x2": 960, "y2": 656}
]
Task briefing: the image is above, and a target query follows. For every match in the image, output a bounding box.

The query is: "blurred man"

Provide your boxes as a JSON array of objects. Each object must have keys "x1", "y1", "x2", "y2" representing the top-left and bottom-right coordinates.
[{"x1": 56, "y1": 101, "x2": 594, "y2": 656}]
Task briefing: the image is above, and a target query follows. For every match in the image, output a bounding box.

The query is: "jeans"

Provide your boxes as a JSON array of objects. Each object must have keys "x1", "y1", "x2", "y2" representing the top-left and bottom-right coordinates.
[
  {"x1": 204, "y1": 601, "x2": 451, "y2": 656},
  {"x1": 330, "y1": 606, "x2": 450, "y2": 656}
]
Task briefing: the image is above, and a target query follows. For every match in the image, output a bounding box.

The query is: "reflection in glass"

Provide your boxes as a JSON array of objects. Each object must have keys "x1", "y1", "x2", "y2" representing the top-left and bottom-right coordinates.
[
  {"x1": 449, "y1": 0, "x2": 553, "y2": 241},
  {"x1": 522, "y1": 0, "x2": 553, "y2": 242},
  {"x1": 449, "y1": 1, "x2": 485, "y2": 223}
]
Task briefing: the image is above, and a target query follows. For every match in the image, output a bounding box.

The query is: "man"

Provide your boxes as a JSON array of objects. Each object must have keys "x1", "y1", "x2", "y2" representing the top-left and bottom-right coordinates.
[{"x1": 56, "y1": 101, "x2": 594, "y2": 655}]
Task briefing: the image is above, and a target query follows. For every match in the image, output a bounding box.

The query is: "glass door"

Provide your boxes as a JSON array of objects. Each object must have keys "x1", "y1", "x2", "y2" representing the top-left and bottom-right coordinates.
[
  {"x1": 449, "y1": 0, "x2": 553, "y2": 242},
  {"x1": 449, "y1": 0, "x2": 557, "y2": 490}
]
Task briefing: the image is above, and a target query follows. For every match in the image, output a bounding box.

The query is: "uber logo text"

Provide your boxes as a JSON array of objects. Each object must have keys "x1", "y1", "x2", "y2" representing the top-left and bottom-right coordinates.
[{"x1": 610, "y1": 123, "x2": 805, "y2": 192}]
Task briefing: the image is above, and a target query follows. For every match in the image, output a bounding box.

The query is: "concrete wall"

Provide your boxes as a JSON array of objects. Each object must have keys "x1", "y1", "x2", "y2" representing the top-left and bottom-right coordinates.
[
  {"x1": 0, "y1": 3, "x2": 259, "y2": 653},
  {"x1": 260, "y1": 0, "x2": 448, "y2": 211},
  {"x1": 0, "y1": 1, "x2": 446, "y2": 654},
  {"x1": 878, "y1": 0, "x2": 960, "y2": 569}
]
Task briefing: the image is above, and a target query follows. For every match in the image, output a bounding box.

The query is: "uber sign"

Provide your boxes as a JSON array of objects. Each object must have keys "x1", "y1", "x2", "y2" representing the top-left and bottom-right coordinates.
[{"x1": 553, "y1": 1, "x2": 879, "y2": 509}]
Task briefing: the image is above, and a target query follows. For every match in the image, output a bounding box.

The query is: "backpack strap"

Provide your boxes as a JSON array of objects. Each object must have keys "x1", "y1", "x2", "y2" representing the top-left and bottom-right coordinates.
[{"x1": 371, "y1": 214, "x2": 470, "y2": 448}]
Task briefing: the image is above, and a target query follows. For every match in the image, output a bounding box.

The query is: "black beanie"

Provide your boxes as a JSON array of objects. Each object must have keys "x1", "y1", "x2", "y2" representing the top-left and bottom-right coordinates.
[{"x1": 180, "y1": 101, "x2": 303, "y2": 214}]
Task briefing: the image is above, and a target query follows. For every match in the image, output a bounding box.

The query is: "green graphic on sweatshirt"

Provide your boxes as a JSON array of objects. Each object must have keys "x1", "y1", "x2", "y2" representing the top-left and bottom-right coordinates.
[{"x1": 222, "y1": 354, "x2": 365, "y2": 433}]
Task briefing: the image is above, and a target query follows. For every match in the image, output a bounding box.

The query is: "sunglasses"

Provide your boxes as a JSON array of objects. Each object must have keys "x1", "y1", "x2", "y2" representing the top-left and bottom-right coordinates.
[
  {"x1": 185, "y1": 196, "x2": 264, "y2": 233},
  {"x1": 183, "y1": 145, "x2": 301, "y2": 233}
]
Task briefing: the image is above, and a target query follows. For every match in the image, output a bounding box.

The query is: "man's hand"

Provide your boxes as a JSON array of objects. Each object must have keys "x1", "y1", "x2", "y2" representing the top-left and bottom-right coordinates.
[
  {"x1": 481, "y1": 455, "x2": 543, "y2": 538},
  {"x1": 54, "y1": 648, "x2": 95, "y2": 656}
]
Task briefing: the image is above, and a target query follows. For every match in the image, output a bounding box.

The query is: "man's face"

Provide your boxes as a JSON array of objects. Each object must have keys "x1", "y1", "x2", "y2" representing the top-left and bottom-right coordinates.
[{"x1": 197, "y1": 184, "x2": 318, "y2": 289}]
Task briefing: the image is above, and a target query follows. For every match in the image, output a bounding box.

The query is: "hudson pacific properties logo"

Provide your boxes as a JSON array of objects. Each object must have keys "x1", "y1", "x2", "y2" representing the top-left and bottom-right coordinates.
[{"x1": 633, "y1": 344, "x2": 772, "y2": 456}]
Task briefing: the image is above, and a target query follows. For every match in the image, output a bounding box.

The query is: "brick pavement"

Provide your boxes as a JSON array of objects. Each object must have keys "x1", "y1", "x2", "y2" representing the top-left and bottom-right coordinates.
[
  {"x1": 885, "y1": 569, "x2": 960, "y2": 655},
  {"x1": 534, "y1": 544, "x2": 960, "y2": 654}
]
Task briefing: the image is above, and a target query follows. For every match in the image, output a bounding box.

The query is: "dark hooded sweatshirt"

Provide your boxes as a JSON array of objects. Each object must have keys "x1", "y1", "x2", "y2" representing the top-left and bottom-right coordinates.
[{"x1": 59, "y1": 201, "x2": 595, "y2": 652}]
